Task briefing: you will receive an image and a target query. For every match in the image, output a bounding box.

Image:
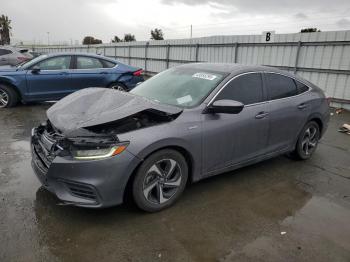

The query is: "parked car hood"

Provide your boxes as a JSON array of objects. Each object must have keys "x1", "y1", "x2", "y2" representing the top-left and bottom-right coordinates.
[{"x1": 47, "y1": 88, "x2": 183, "y2": 134}]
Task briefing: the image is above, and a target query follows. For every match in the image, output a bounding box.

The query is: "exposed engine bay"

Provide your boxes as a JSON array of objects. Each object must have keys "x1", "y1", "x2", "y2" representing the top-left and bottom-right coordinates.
[
  {"x1": 47, "y1": 87, "x2": 183, "y2": 134},
  {"x1": 31, "y1": 87, "x2": 182, "y2": 170}
]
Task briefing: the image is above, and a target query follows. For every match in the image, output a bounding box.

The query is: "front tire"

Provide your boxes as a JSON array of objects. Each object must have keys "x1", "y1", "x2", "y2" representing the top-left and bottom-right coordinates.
[
  {"x1": 0, "y1": 84, "x2": 19, "y2": 108},
  {"x1": 132, "y1": 149, "x2": 188, "y2": 212},
  {"x1": 292, "y1": 121, "x2": 320, "y2": 160}
]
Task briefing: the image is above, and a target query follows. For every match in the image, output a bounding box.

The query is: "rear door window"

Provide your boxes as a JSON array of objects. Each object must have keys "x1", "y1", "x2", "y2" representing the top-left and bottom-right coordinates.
[
  {"x1": 215, "y1": 73, "x2": 264, "y2": 105},
  {"x1": 76, "y1": 56, "x2": 104, "y2": 69},
  {"x1": 265, "y1": 73, "x2": 297, "y2": 100}
]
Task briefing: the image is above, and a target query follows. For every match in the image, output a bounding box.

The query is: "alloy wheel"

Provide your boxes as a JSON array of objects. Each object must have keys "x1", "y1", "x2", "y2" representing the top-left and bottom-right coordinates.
[
  {"x1": 0, "y1": 89, "x2": 9, "y2": 108},
  {"x1": 143, "y1": 159, "x2": 182, "y2": 205},
  {"x1": 301, "y1": 125, "x2": 318, "y2": 155},
  {"x1": 111, "y1": 85, "x2": 125, "y2": 91}
]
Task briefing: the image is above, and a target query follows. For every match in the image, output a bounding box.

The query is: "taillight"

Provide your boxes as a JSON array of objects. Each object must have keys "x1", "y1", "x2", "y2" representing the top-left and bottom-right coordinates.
[
  {"x1": 133, "y1": 69, "x2": 143, "y2": 76},
  {"x1": 17, "y1": 57, "x2": 28, "y2": 62}
]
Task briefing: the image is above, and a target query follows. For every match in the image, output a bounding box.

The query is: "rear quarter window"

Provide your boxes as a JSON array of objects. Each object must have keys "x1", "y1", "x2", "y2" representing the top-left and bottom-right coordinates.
[
  {"x1": 102, "y1": 60, "x2": 116, "y2": 68},
  {"x1": 294, "y1": 80, "x2": 309, "y2": 94}
]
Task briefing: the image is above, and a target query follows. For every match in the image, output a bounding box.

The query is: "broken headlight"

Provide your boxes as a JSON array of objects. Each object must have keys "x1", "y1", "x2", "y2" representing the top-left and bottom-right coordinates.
[{"x1": 72, "y1": 143, "x2": 129, "y2": 160}]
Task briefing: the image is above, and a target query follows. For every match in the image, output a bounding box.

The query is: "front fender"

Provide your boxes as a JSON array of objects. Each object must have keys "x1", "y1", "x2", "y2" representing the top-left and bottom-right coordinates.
[
  {"x1": 0, "y1": 76, "x2": 24, "y2": 97},
  {"x1": 133, "y1": 137, "x2": 194, "y2": 161},
  {"x1": 126, "y1": 137, "x2": 200, "y2": 183}
]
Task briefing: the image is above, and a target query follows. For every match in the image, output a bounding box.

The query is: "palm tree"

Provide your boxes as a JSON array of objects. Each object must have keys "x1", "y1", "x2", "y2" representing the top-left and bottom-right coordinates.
[{"x1": 0, "y1": 15, "x2": 12, "y2": 45}]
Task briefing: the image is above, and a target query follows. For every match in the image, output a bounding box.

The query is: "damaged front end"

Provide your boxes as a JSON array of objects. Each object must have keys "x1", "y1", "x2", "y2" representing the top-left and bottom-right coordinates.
[
  {"x1": 30, "y1": 88, "x2": 183, "y2": 206},
  {"x1": 31, "y1": 120, "x2": 131, "y2": 204},
  {"x1": 31, "y1": 107, "x2": 180, "y2": 176},
  {"x1": 31, "y1": 88, "x2": 183, "y2": 170},
  {"x1": 31, "y1": 120, "x2": 127, "y2": 174}
]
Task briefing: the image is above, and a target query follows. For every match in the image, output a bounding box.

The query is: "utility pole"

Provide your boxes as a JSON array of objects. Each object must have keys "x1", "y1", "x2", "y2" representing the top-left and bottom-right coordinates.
[
  {"x1": 47, "y1": 32, "x2": 50, "y2": 46},
  {"x1": 190, "y1": 25, "x2": 193, "y2": 38},
  {"x1": 0, "y1": 25, "x2": 3, "y2": 45}
]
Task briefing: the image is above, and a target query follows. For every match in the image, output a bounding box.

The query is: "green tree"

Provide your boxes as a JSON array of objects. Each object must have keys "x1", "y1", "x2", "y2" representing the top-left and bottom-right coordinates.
[
  {"x1": 300, "y1": 28, "x2": 321, "y2": 33},
  {"x1": 123, "y1": 34, "x2": 136, "y2": 42},
  {"x1": 111, "y1": 35, "x2": 121, "y2": 43},
  {"x1": 82, "y1": 36, "x2": 102, "y2": 45},
  {"x1": 0, "y1": 15, "x2": 12, "y2": 45},
  {"x1": 150, "y1": 28, "x2": 164, "y2": 40}
]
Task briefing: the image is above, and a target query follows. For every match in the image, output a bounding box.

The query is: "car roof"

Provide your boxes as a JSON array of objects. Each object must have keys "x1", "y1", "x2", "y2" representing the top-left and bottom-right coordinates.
[
  {"x1": 0, "y1": 46, "x2": 20, "y2": 52},
  {"x1": 176, "y1": 62, "x2": 291, "y2": 76},
  {"x1": 45, "y1": 52, "x2": 114, "y2": 61}
]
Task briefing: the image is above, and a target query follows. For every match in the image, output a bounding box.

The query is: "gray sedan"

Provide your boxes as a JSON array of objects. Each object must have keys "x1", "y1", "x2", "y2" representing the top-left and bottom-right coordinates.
[{"x1": 31, "y1": 63, "x2": 330, "y2": 212}]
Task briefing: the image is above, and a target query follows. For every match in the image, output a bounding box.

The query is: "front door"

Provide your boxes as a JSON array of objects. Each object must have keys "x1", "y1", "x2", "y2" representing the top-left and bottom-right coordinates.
[
  {"x1": 202, "y1": 72, "x2": 269, "y2": 174},
  {"x1": 26, "y1": 55, "x2": 73, "y2": 101}
]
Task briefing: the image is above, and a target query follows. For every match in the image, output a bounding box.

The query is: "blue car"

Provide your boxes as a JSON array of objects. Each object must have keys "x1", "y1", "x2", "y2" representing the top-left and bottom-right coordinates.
[{"x1": 0, "y1": 53, "x2": 144, "y2": 108}]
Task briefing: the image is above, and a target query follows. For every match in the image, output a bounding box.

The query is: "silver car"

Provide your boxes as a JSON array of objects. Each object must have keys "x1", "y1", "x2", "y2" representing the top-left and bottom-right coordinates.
[
  {"x1": 0, "y1": 46, "x2": 33, "y2": 66},
  {"x1": 30, "y1": 63, "x2": 330, "y2": 212}
]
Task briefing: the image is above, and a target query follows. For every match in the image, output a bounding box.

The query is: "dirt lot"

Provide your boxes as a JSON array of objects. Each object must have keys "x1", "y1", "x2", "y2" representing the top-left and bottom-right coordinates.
[{"x1": 0, "y1": 104, "x2": 350, "y2": 262}]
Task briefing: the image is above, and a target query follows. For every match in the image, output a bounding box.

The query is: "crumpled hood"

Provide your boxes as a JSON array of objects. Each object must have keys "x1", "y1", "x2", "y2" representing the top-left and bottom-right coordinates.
[{"x1": 47, "y1": 88, "x2": 182, "y2": 134}]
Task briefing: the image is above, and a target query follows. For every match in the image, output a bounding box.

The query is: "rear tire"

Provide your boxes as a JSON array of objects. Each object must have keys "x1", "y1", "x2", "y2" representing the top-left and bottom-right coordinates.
[
  {"x1": 108, "y1": 82, "x2": 127, "y2": 92},
  {"x1": 0, "y1": 84, "x2": 19, "y2": 108},
  {"x1": 290, "y1": 121, "x2": 320, "y2": 160},
  {"x1": 132, "y1": 149, "x2": 188, "y2": 212}
]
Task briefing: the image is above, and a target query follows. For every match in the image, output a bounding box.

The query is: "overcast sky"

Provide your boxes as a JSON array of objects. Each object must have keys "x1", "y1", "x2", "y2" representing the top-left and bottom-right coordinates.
[{"x1": 2, "y1": 0, "x2": 350, "y2": 44}]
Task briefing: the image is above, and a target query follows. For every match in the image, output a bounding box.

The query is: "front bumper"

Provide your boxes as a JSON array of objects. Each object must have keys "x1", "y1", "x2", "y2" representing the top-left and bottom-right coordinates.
[{"x1": 31, "y1": 128, "x2": 141, "y2": 208}]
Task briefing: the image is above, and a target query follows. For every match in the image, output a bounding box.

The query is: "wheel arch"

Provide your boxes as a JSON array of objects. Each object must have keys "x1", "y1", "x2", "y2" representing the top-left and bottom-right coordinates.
[
  {"x1": 122, "y1": 144, "x2": 195, "y2": 203},
  {"x1": 0, "y1": 78, "x2": 22, "y2": 100},
  {"x1": 306, "y1": 113, "x2": 324, "y2": 135}
]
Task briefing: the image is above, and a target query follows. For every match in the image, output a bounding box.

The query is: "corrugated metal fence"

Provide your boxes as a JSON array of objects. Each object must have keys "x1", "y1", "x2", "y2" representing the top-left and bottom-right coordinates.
[{"x1": 33, "y1": 30, "x2": 350, "y2": 109}]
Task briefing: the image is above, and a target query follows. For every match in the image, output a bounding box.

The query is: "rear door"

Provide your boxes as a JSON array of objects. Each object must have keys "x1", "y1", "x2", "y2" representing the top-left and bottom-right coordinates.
[
  {"x1": 0, "y1": 48, "x2": 12, "y2": 65},
  {"x1": 26, "y1": 55, "x2": 73, "y2": 100},
  {"x1": 264, "y1": 72, "x2": 311, "y2": 153},
  {"x1": 70, "y1": 56, "x2": 112, "y2": 91},
  {"x1": 202, "y1": 72, "x2": 270, "y2": 174}
]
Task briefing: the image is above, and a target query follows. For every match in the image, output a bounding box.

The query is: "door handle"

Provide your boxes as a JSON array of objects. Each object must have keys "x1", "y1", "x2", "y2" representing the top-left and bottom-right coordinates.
[
  {"x1": 255, "y1": 112, "x2": 269, "y2": 119},
  {"x1": 298, "y1": 103, "x2": 308, "y2": 110},
  {"x1": 99, "y1": 71, "x2": 108, "y2": 74},
  {"x1": 59, "y1": 72, "x2": 69, "y2": 75}
]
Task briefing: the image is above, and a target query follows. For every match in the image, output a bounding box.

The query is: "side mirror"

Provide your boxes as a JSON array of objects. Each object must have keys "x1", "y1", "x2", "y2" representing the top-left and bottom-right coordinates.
[
  {"x1": 204, "y1": 99, "x2": 244, "y2": 114},
  {"x1": 31, "y1": 66, "x2": 40, "y2": 74}
]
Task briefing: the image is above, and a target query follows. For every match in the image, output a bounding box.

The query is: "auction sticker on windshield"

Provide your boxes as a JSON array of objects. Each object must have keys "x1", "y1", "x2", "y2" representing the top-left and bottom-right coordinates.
[
  {"x1": 192, "y1": 72, "x2": 217, "y2": 81},
  {"x1": 177, "y1": 95, "x2": 193, "y2": 105}
]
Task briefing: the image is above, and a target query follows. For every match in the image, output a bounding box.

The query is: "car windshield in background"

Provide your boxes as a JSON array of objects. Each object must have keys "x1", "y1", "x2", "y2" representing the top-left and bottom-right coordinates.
[
  {"x1": 130, "y1": 67, "x2": 226, "y2": 108},
  {"x1": 18, "y1": 54, "x2": 47, "y2": 68}
]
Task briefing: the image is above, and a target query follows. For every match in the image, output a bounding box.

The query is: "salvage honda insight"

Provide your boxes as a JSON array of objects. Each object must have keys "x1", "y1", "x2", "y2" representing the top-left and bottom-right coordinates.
[{"x1": 31, "y1": 63, "x2": 329, "y2": 212}]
